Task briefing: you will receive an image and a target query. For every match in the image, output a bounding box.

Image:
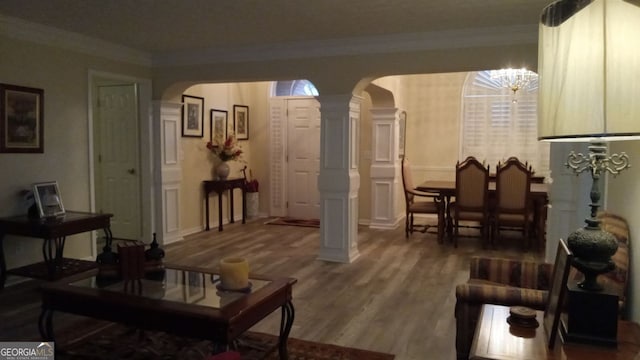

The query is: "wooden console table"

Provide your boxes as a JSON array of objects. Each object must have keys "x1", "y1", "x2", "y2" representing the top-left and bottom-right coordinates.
[
  {"x1": 0, "y1": 211, "x2": 113, "y2": 288},
  {"x1": 203, "y1": 178, "x2": 246, "y2": 231},
  {"x1": 470, "y1": 304, "x2": 640, "y2": 359}
]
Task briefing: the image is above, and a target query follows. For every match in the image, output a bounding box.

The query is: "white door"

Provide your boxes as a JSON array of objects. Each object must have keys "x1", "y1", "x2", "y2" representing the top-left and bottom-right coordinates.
[
  {"x1": 95, "y1": 84, "x2": 142, "y2": 240},
  {"x1": 287, "y1": 99, "x2": 321, "y2": 219}
]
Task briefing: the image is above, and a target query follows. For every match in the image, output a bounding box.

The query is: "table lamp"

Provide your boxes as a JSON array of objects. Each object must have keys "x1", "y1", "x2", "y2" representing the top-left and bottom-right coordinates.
[{"x1": 538, "y1": 0, "x2": 640, "y2": 345}]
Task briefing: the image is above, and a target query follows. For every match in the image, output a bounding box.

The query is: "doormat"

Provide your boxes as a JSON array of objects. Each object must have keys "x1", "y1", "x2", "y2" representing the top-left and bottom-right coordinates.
[{"x1": 264, "y1": 217, "x2": 320, "y2": 228}]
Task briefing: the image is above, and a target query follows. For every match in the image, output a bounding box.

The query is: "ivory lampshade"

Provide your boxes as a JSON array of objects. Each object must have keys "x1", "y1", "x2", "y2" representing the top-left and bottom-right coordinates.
[{"x1": 537, "y1": 0, "x2": 640, "y2": 142}]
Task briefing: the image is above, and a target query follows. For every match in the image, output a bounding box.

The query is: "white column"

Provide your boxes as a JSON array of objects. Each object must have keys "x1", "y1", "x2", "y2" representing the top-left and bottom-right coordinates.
[
  {"x1": 152, "y1": 101, "x2": 183, "y2": 246},
  {"x1": 316, "y1": 94, "x2": 362, "y2": 263},
  {"x1": 369, "y1": 107, "x2": 402, "y2": 229}
]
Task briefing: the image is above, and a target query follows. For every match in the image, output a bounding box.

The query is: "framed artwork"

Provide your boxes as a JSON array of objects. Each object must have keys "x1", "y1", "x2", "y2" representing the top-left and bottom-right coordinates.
[
  {"x1": 398, "y1": 111, "x2": 407, "y2": 158},
  {"x1": 0, "y1": 83, "x2": 44, "y2": 153},
  {"x1": 33, "y1": 181, "x2": 65, "y2": 218},
  {"x1": 181, "y1": 95, "x2": 204, "y2": 137},
  {"x1": 543, "y1": 238, "x2": 573, "y2": 348},
  {"x1": 233, "y1": 105, "x2": 249, "y2": 140},
  {"x1": 210, "y1": 109, "x2": 228, "y2": 145},
  {"x1": 183, "y1": 271, "x2": 206, "y2": 303}
]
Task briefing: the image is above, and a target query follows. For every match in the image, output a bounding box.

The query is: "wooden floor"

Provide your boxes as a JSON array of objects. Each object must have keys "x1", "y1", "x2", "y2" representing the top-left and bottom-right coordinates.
[{"x1": 0, "y1": 217, "x2": 543, "y2": 360}]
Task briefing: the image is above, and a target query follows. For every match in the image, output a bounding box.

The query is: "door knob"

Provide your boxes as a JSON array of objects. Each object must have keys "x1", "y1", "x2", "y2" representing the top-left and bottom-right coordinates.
[{"x1": 127, "y1": 168, "x2": 136, "y2": 174}]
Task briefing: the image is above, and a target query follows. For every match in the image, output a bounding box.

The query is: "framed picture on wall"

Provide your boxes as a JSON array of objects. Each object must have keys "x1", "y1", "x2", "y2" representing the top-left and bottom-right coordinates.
[
  {"x1": 233, "y1": 105, "x2": 249, "y2": 140},
  {"x1": 210, "y1": 109, "x2": 228, "y2": 145},
  {"x1": 0, "y1": 83, "x2": 44, "y2": 153},
  {"x1": 181, "y1": 94, "x2": 204, "y2": 137},
  {"x1": 33, "y1": 181, "x2": 65, "y2": 218},
  {"x1": 399, "y1": 111, "x2": 407, "y2": 158}
]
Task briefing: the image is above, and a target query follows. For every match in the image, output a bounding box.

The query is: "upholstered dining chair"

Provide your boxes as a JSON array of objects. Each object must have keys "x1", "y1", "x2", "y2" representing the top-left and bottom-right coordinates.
[
  {"x1": 493, "y1": 157, "x2": 533, "y2": 249},
  {"x1": 401, "y1": 156, "x2": 445, "y2": 242},
  {"x1": 449, "y1": 156, "x2": 490, "y2": 248}
]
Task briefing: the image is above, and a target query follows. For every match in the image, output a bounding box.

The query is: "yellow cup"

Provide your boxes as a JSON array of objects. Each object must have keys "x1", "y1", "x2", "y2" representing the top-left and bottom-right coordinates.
[{"x1": 219, "y1": 257, "x2": 249, "y2": 290}]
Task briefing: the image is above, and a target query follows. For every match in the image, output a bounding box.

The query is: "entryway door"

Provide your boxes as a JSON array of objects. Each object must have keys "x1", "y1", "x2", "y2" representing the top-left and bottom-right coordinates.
[
  {"x1": 269, "y1": 97, "x2": 321, "y2": 219},
  {"x1": 287, "y1": 99, "x2": 321, "y2": 219},
  {"x1": 93, "y1": 83, "x2": 142, "y2": 241}
]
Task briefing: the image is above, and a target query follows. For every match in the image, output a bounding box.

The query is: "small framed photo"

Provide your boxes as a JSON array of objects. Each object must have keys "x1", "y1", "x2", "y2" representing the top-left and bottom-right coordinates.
[
  {"x1": 210, "y1": 109, "x2": 228, "y2": 145},
  {"x1": 233, "y1": 105, "x2": 249, "y2": 140},
  {"x1": 181, "y1": 95, "x2": 204, "y2": 137},
  {"x1": 33, "y1": 181, "x2": 65, "y2": 218},
  {"x1": 0, "y1": 83, "x2": 44, "y2": 153}
]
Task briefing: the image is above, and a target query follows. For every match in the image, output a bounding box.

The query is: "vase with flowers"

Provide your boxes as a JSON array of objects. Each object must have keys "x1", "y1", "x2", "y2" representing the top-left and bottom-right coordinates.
[{"x1": 206, "y1": 134, "x2": 243, "y2": 180}]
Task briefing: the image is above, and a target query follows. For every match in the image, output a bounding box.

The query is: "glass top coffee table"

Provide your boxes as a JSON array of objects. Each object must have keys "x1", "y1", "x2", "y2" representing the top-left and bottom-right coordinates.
[{"x1": 39, "y1": 264, "x2": 296, "y2": 359}]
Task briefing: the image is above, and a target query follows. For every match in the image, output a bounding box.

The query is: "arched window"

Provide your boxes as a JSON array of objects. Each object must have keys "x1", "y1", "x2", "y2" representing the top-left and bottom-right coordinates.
[
  {"x1": 461, "y1": 70, "x2": 550, "y2": 177},
  {"x1": 272, "y1": 79, "x2": 319, "y2": 96}
]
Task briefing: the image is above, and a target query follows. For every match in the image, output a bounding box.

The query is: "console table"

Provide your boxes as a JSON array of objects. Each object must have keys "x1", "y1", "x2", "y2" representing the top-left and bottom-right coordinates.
[
  {"x1": 203, "y1": 178, "x2": 246, "y2": 231},
  {"x1": 470, "y1": 304, "x2": 640, "y2": 359},
  {"x1": 0, "y1": 211, "x2": 113, "y2": 288}
]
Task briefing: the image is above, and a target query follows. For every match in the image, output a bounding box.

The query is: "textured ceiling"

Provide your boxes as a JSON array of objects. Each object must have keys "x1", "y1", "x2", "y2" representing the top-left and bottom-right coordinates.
[{"x1": 0, "y1": 0, "x2": 552, "y2": 53}]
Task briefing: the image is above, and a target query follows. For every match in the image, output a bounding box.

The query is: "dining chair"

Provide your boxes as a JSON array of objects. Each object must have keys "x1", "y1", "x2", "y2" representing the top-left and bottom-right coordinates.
[
  {"x1": 449, "y1": 156, "x2": 490, "y2": 248},
  {"x1": 493, "y1": 157, "x2": 533, "y2": 249},
  {"x1": 401, "y1": 156, "x2": 445, "y2": 242}
]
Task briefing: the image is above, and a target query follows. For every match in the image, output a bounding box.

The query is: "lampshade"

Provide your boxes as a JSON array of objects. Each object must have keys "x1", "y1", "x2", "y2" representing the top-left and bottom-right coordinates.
[{"x1": 537, "y1": 0, "x2": 640, "y2": 142}]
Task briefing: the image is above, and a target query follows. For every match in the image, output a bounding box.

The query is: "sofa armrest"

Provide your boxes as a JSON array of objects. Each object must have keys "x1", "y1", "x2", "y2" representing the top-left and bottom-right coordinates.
[
  {"x1": 469, "y1": 256, "x2": 552, "y2": 290},
  {"x1": 455, "y1": 282, "x2": 548, "y2": 310}
]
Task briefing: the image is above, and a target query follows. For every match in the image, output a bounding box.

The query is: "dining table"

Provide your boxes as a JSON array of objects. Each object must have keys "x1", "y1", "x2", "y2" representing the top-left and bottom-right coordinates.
[{"x1": 416, "y1": 180, "x2": 549, "y2": 249}]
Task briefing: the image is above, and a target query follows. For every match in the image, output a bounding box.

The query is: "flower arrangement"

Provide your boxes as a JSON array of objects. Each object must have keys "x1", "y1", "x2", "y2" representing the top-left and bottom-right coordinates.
[{"x1": 206, "y1": 134, "x2": 242, "y2": 162}]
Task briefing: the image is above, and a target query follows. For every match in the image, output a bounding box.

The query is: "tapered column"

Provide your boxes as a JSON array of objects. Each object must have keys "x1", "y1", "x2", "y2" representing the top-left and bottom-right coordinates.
[
  {"x1": 316, "y1": 94, "x2": 362, "y2": 263},
  {"x1": 152, "y1": 101, "x2": 183, "y2": 246},
  {"x1": 369, "y1": 107, "x2": 402, "y2": 229}
]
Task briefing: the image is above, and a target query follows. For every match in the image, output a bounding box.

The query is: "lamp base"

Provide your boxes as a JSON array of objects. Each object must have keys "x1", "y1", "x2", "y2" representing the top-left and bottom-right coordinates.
[{"x1": 560, "y1": 281, "x2": 618, "y2": 347}]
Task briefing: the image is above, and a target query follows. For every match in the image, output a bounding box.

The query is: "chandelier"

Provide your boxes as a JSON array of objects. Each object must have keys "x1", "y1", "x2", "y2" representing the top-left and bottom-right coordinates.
[{"x1": 489, "y1": 68, "x2": 538, "y2": 102}]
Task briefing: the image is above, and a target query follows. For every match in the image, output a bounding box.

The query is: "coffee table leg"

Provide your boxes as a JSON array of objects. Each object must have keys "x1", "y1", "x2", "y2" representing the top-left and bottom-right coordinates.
[
  {"x1": 38, "y1": 308, "x2": 54, "y2": 341},
  {"x1": 278, "y1": 301, "x2": 295, "y2": 360}
]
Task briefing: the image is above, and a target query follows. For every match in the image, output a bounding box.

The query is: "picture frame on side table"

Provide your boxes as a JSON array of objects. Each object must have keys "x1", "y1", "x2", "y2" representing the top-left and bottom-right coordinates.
[
  {"x1": 233, "y1": 105, "x2": 249, "y2": 140},
  {"x1": 0, "y1": 83, "x2": 44, "y2": 153},
  {"x1": 33, "y1": 181, "x2": 65, "y2": 218},
  {"x1": 181, "y1": 95, "x2": 204, "y2": 137},
  {"x1": 210, "y1": 109, "x2": 228, "y2": 145},
  {"x1": 543, "y1": 238, "x2": 573, "y2": 348}
]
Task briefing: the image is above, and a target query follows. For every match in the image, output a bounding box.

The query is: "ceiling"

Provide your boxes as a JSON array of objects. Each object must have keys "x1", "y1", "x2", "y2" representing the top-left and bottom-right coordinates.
[{"x1": 0, "y1": 0, "x2": 552, "y2": 55}]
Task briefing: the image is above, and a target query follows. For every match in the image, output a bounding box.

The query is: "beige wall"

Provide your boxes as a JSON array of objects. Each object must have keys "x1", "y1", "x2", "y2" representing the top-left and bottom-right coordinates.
[
  {"x1": 179, "y1": 82, "x2": 270, "y2": 235},
  {"x1": 0, "y1": 35, "x2": 151, "y2": 269}
]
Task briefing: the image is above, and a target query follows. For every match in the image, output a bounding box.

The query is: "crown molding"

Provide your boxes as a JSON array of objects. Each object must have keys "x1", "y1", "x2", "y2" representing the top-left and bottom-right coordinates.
[
  {"x1": 0, "y1": 14, "x2": 152, "y2": 66},
  {"x1": 153, "y1": 24, "x2": 538, "y2": 67},
  {"x1": 0, "y1": 13, "x2": 537, "y2": 69}
]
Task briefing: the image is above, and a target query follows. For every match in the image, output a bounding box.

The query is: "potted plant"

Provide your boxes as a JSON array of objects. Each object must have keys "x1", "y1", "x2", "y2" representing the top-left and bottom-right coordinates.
[
  {"x1": 245, "y1": 170, "x2": 260, "y2": 218},
  {"x1": 206, "y1": 134, "x2": 243, "y2": 180}
]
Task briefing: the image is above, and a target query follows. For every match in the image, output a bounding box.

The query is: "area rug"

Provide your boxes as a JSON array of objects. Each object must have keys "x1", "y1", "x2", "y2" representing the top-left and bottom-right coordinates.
[
  {"x1": 56, "y1": 321, "x2": 394, "y2": 360},
  {"x1": 264, "y1": 217, "x2": 320, "y2": 228}
]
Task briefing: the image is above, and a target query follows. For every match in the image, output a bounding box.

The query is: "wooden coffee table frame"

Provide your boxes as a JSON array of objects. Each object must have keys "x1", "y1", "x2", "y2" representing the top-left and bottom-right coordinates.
[{"x1": 39, "y1": 264, "x2": 296, "y2": 359}]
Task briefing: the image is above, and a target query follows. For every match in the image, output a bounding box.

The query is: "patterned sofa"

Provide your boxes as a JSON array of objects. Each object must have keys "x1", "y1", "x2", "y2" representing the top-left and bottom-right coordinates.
[{"x1": 454, "y1": 211, "x2": 630, "y2": 360}]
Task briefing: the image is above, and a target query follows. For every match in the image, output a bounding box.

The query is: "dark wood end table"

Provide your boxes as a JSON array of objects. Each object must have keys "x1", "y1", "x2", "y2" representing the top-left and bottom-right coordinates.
[
  {"x1": 470, "y1": 304, "x2": 640, "y2": 360},
  {"x1": 0, "y1": 211, "x2": 113, "y2": 288},
  {"x1": 203, "y1": 178, "x2": 247, "y2": 231}
]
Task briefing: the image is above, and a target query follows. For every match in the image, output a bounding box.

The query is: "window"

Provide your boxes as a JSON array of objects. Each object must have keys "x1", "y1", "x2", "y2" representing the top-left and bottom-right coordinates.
[
  {"x1": 273, "y1": 80, "x2": 319, "y2": 96},
  {"x1": 461, "y1": 71, "x2": 550, "y2": 177}
]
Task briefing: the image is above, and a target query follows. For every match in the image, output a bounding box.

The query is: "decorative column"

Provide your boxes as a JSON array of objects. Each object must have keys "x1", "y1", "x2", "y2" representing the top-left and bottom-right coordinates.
[
  {"x1": 369, "y1": 107, "x2": 402, "y2": 229},
  {"x1": 152, "y1": 101, "x2": 184, "y2": 246},
  {"x1": 316, "y1": 94, "x2": 362, "y2": 263}
]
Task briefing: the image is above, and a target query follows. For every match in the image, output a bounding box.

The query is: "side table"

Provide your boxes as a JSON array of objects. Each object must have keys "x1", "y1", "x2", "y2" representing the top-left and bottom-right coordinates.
[
  {"x1": 203, "y1": 178, "x2": 246, "y2": 231},
  {"x1": 0, "y1": 211, "x2": 113, "y2": 288},
  {"x1": 470, "y1": 304, "x2": 640, "y2": 360}
]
